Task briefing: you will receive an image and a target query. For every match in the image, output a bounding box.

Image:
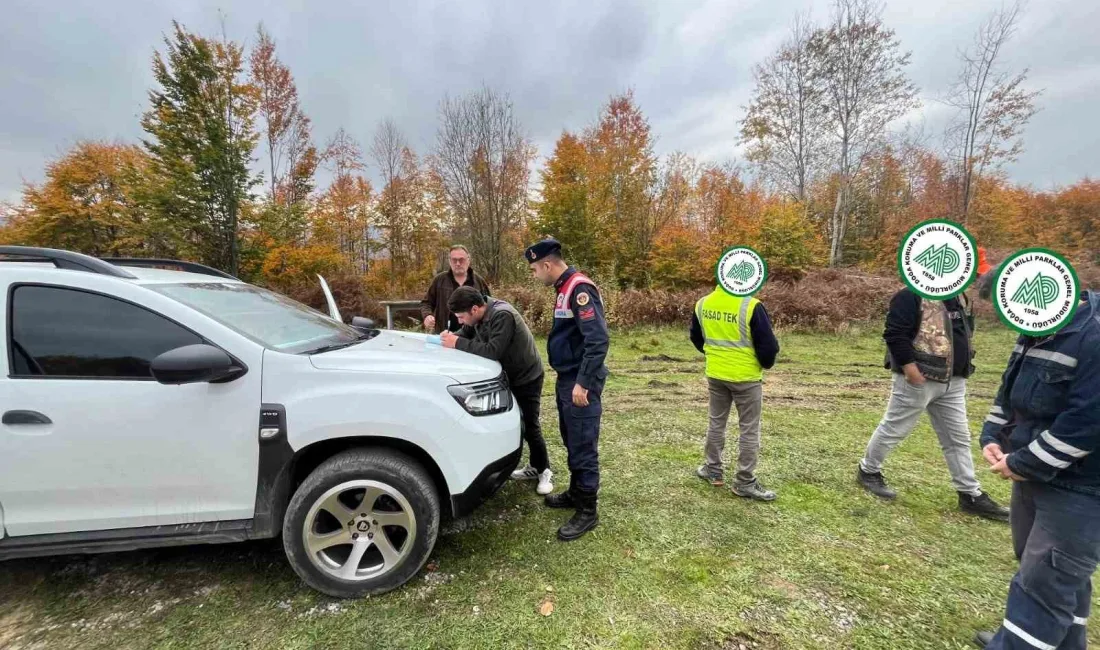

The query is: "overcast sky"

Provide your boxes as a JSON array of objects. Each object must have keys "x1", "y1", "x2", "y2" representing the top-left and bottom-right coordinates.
[{"x1": 2, "y1": 0, "x2": 1097, "y2": 203}]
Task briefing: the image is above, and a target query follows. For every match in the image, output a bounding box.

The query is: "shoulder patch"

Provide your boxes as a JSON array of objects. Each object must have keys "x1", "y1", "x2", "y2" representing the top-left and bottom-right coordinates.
[
  {"x1": 576, "y1": 291, "x2": 590, "y2": 306},
  {"x1": 579, "y1": 306, "x2": 596, "y2": 321}
]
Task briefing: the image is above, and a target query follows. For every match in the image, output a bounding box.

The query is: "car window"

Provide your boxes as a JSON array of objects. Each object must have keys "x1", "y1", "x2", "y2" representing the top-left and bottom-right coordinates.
[
  {"x1": 149, "y1": 282, "x2": 361, "y2": 354},
  {"x1": 9, "y1": 285, "x2": 203, "y2": 379}
]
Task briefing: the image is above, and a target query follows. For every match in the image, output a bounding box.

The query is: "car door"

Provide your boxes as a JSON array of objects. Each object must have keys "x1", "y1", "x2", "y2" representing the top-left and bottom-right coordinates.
[{"x1": 0, "y1": 281, "x2": 262, "y2": 537}]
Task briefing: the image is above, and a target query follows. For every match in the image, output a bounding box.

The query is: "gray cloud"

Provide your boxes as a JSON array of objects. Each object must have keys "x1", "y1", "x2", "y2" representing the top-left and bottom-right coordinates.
[{"x1": 2, "y1": 0, "x2": 1096, "y2": 204}]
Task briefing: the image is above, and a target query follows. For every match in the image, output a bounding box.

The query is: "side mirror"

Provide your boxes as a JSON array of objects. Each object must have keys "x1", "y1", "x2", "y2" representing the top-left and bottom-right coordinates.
[
  {"x1": 351, "y1": 316, "x2": 376, "y2": 331},
  {"x1": 151, "y1": 344, "x2": 246, "y2": 385}
]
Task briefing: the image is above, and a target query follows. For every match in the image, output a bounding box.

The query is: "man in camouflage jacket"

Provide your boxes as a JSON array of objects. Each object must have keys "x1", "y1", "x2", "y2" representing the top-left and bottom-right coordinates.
[{"x1": 855, "y1": 282, "x2": 1009, "y2": 521}]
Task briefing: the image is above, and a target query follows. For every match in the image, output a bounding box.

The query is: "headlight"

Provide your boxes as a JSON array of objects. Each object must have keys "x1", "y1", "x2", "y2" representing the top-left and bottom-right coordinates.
[{"x1": 448, "y1": 374, "x2": 512, "y2": 416}]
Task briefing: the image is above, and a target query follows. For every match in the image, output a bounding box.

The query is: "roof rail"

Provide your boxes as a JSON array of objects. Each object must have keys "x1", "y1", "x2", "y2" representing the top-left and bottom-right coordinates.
[
  {"x1": 0, "y1": 246, "x2": 138, "y2": 279},
  {"x1": 103, "y1": 258, "x2": 238, "y2": 280}
]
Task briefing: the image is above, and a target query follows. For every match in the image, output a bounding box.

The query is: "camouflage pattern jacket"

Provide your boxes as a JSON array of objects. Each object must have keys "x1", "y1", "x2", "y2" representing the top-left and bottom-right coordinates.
[{"x1": 883, "y1": 289, "x2": 974, "y2": 383}]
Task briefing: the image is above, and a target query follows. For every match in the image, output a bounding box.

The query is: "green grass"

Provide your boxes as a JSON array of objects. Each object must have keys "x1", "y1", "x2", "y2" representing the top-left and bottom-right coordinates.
[{"x1": 3, "y1": 324, "x2": 1097, "y2": 649}]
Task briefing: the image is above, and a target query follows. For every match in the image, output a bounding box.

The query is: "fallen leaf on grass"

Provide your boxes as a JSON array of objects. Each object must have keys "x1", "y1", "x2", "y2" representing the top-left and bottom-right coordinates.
[{"x1": 538, "y1": 599, "x2": 555, "y2": 617}]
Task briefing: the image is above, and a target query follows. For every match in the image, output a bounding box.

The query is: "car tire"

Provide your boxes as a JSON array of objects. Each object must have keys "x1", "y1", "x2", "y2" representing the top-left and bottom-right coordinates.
[{"x1": 282, "y1": 448, "x2": 440, "y2": 598}]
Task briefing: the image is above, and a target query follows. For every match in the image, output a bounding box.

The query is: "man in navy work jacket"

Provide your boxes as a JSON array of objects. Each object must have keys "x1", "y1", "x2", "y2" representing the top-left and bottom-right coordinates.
[
  {"x1": 974, "y1": 286, "x2": 1100, "y2": 650},
  {"x1": 526, "y1": 238, "x2": 609, "y2": 541}
]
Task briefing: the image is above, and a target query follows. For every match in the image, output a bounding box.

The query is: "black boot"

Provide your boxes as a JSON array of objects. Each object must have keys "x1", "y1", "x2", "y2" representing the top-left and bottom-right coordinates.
[
  {"x1": 557, "y1": 491, "x2": 599, "y2": 541},
  {"x1": 544, "y1": 489, "x2": 574, "y2": 509},
  {"x1": 973, "y1": 630, "x2": 994, "y2": 647},
  {"x1": 857, "y1": 466, "x2": 897, "y2": 500},
  {"x1": 545, "y1": 475, "x2": 575, "y2": 509},
  {"x1": 959, "y1": 491, "x2": 1010, "y2": 522}
]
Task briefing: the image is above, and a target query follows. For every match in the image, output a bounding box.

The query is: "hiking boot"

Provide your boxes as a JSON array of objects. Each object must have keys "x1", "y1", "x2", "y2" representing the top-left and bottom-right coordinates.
[
  {"x1": 558, "y1": 492, "x2": 599, "y2": 541},
  {"x1": 536, "y1": 469, "x2": 555, "y2": 496},
  {"x1": 959, "y1": 491, "x2": 1010, "y2": 522},
  {"x1": 511, "y1": 465, "x2": 539, "y2": 481},
  {"x1": 732, "y1": 480, "x2": 777, "y2": 502},
  {"x1": 857, "y1": 466, "x2": 897, "y2": 500},
  {"x1": 973, "y1": 630, "x2": 994, "y2": 648},
  {"x1": 544, "y1": 489, "x2": 574, "y2": 509},
  {"x1": 696, "y1": 465, "x2": 724, "y2": 487}
]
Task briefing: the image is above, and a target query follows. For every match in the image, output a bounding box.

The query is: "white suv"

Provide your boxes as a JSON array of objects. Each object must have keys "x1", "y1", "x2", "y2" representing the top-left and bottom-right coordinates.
[{"x1": 0, "y1": 247, "x2": 521, "y2": 597}]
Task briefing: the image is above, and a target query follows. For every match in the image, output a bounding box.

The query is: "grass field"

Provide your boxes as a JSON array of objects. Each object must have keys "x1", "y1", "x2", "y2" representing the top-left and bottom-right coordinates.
[{"x1": 3, "y1": 324, "x2": 1097, "y2": 649}]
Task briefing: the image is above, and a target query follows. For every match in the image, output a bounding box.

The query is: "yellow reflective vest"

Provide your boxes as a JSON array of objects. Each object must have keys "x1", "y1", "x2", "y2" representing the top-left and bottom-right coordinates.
[{"x1": 694, "y1": 288, "x2": 763, "y2": 382}]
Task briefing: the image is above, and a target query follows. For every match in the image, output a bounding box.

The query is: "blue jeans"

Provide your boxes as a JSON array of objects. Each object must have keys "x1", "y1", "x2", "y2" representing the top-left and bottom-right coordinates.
[
  {"x1": 988, "y1": 482, "x2": 1100, "y2": 649},
  {"x1": 555, "y1": 375, "x2": 602, "y2": 494}
]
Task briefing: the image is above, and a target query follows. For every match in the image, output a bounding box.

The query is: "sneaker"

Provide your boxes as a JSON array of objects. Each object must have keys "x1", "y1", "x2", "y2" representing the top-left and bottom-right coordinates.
[
  {"x1": 695, "y1": 465, "x2": 724, "y2": 487},
  {"x1": 731, "y1": 481, "x2": 777, "y2": 502},
  {"x1": 959, "y1": 491, "x2": 1010, "y2": 522},
  {"x1": 973, "y1": 631, "x2": 994, "y2": 648},
  {"x1": 511, "y1": 465, "x2": 538, "y2": 481},
  {"x1": 857, "y1": 466, "x2": 897, "y2": 500},
  {"x1": 536, "y1": 469, "x2": 554, "y2": 496}
]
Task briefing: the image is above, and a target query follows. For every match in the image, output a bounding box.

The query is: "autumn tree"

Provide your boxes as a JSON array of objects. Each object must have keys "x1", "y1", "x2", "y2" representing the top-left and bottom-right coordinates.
[
  {"x1": 584, "y1": 91, "x2": 658, "y2": 286},
  {"x1": 3, "y1": 142, "x2": 154, "y2": 256},
  {"x1": 741, "y1": 16, "x2": 826, "y2": 202},
  {"x1": 370, "y1": 119, "x2": 414, "y2": 281},
  {"x1": 534, "y1": 131, "x2": 598, "y2": 271},
  {"x1": 432, "y1": 87, "x2": 535, "y2": 283},
  {"x1": 693, "y1": 163, "x2": 753, "y2": 241},
  {"x1": 945, "y1": 1, "x2": 1041, "y2": 224},
  {"x1": 648, "y1": 223, "x2": 713, "y2": 290},
  {"x1": 313, "y1": 128, "x2": 374, "y2": 272},
  {"x1": 141, "y1": 21, "x2": 259, "y2": 275},
  {"x1": 758, "y1": 201, "x2": 826, "y2": 269},
  {"x1": 249, "y1": 24, "x2": 317, "y2": 244},
  {"x1": 809, "y1": 0, "x2": 919, "y2": 266},
  {"x1": 1049, "y1": 180, "x2": 1100, "y2": 264}
]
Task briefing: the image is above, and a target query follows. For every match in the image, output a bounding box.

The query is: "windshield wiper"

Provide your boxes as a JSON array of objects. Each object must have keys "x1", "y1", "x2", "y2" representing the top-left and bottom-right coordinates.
[{"x1": 302, "y1": 333, "x2": 372, "y2": 355}]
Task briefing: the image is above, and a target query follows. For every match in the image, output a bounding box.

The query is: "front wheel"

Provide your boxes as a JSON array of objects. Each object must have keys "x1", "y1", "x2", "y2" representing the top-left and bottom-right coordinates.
[{"x1": 282, "y1": 448, "x2": 440, "y2": 598}]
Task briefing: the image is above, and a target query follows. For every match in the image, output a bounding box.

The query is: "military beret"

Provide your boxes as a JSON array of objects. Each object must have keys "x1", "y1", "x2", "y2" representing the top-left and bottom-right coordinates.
[{"x1": 524, "y1": 238, "x2": 562, "y2": 263}]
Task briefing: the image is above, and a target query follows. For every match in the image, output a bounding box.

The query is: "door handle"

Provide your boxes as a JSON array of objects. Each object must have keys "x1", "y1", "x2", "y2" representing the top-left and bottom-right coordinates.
[{"x1": 2, "y1": 410, "x2": 52, "y2": 425}]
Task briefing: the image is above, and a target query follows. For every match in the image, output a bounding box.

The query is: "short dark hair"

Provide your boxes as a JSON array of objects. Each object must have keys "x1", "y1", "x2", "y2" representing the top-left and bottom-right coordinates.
[{"x1": 448, "y1": 286, "x2": 486, "y2": 313}]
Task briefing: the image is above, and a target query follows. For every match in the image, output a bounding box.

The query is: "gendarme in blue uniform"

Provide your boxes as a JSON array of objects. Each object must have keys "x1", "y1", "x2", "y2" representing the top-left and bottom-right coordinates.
[{"x1": 548, "y1": 266, "x2": 609, "y2": 494}]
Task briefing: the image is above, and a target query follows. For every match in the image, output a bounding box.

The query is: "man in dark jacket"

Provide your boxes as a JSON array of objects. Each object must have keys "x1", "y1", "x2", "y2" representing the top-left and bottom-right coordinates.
[
  {"x1": 856, "y1": 282, "x2": 1009, "y2": 521},
  {"x1": 441, "y1": 287, "x2": 553, "y2": 496},
  {"x1": 974, "y1": 289, "x2": 1100, "y2": 650},
  {"x1": 420, "y1": 245, "x2": 491, "y2": 334}
]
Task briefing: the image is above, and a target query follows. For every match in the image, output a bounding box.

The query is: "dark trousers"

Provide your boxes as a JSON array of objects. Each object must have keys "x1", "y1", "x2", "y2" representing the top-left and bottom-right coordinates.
[
  {"x1": 988, "y1": 482, "x2": 1100, "y2": 650},
  {"x1": 512, "y1": 375, "x2": 549, "y2": 472},
  {"x1": 554, "y1": 374, "x2": 602, "y2": 494}
]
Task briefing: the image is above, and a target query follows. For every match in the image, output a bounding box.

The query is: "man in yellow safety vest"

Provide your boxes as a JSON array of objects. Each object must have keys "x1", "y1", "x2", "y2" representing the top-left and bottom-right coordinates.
[{"x1": 689, "y1": 286, "x2": 781, "y2": 500}]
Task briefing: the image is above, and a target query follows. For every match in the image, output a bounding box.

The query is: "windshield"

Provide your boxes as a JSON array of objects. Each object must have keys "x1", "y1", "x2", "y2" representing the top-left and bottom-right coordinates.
[{"x1": 151, "y1": 282, "x2": 363, "y2": 354}]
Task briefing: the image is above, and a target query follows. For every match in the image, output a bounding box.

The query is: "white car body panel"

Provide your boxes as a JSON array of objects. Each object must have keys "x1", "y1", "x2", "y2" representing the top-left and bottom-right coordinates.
[
  {"x1": 262, "y1": 338, "x2": 520, "y2": 496},
  {"x1": 0, "y1": 267, "x2": 263, "y2": 536}
]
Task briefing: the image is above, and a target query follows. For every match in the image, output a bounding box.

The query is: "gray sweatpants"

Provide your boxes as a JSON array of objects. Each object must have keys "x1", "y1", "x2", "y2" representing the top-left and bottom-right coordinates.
[
  {"x1": 860, "y1": 374, "x2": 982, "y2": 496},
  {"x1": 702, "y1": 378, "x2": 762, "y2": 487}
]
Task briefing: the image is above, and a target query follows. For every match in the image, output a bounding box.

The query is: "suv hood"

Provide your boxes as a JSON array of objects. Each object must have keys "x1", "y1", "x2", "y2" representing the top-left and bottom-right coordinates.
[{"x1": 309, "y1": 329, "x2": 502, "y2": 383}]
